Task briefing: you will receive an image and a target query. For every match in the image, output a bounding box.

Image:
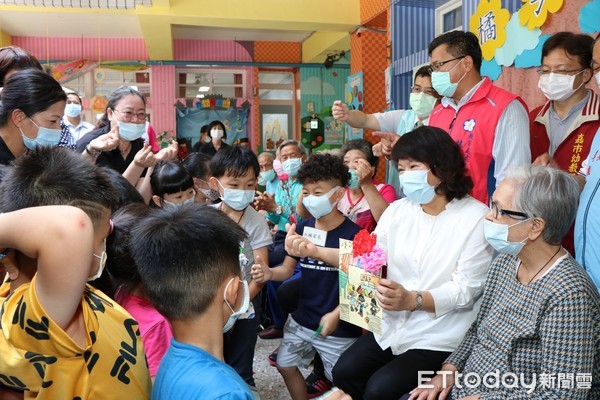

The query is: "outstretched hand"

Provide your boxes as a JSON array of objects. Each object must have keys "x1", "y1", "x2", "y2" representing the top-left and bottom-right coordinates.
[
  {"x1": 250, "y1": 254, "x2": 271, "y2": 283},
  {"x1": 284, "y1": 223, "x2": 317, "y2": 258}
]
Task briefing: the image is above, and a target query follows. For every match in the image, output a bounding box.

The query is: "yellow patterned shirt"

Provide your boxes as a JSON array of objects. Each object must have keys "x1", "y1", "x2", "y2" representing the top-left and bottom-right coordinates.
[{"x1": 0, "y1": 275, "x2": 151, "y2": 399}]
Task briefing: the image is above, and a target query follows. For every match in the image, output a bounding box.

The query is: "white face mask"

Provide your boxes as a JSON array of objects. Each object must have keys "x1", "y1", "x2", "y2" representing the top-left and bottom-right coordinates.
[
  {"x1": 88, "y1": 239, "x2": 107, "y2": 281},
  {"x1": 595, "y1": 70, "x2": 600, "y2": 88},
  {"x1": 163, "y1": 195, "x2": 195, "y2": 210},
  {"x1": 538, "y1": 71, "x2": 584, "y2": 102},
  {"x1": 223, "y1": 278, "x2": 250, "y2": 333},
  {"x1": 211, "y1": 129, "x2": 224, "y2": 140}
]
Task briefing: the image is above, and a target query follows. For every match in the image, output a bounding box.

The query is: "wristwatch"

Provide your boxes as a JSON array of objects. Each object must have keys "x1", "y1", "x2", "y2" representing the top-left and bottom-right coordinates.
[
  {"x1": 414, "y1": 291, "x2": 423, "y2": 311},
  {"x1": 275, "y1": 205, "x2": 283, "y2": 215}
]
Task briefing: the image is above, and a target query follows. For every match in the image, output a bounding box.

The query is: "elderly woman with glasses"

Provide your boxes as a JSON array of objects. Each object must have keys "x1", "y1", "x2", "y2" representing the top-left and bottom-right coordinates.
[{"x1": 409, "y1": 165, "x2": 600, "y2": 400}]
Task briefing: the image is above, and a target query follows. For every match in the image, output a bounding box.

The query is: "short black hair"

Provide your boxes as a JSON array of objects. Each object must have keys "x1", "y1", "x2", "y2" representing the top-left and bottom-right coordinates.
[
  {"x1": 340, "y1": 139, "x2": 378, "y2": 168},
  {"x1": 183, "y1": 152, "x2": 212, "y2": 180},
  {"x1": 106, "y1": 203, "x2": 153, "y2": 296},
  {"x1": 150, "y1": 160, "x2": 194, "y2": 204},
  {"x1": 429, "y1": 31, "x2": 482, "y2": 73},
  {"x1": 130, "y1": 204, "x2": 247, "y2": 320},
  {"x1": 414, "y1": 65, "x2": 432, "y2": 79},
  {"x1": 296, "y1": 153, "x2": 349, "y2": 187},
  {"x1": 210, "y1": 145, "x2": 259, "y2": 179},
  {"x1": 99, "y1": 166, "x2": 145, "y2": 210},
  {"x1": 542, "y1": 32, "x2": 594, "y2": 70},
  {"x1": 0, "y1": 45, "x2": 42, "y2": 86},
  {"x1": 66, "y1": 91, "x2": 83, "y2": 104},
  {"x1": 391, "y1": 126, "x2": 473, "y2": 201},
  {"x1": 0, "y1": 69, "x2": 67, "y2": 127},
  {"x1": 207, "y1": 120, "x2": 227, "y2": 140},
  {"x1": 0, "y1": 147, "x2": 118, "y2": 212},
  {"x1": 200, "y1": 124, "x2": 209, "y2": 134}
]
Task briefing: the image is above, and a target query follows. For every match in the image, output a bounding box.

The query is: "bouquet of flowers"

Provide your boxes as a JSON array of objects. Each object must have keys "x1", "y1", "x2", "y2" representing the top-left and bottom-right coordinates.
[{"x1": 352, "y1": 229, "x2": 386, "y2": 276}]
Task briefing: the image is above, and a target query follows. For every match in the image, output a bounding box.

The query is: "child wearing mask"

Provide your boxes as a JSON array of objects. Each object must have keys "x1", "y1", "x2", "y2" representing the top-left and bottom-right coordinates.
[
  {"x1": 150, "y1": 160, "x2": 196, "y2": 209},
  {"x1": 130, "y1": 204, "x2": 254, "y2": 399},
  {"x1": 209, "y1": 145, "x2": 272, "y2": 397},
  {"x1": 251, "y1": 153, "x2": 362, "y2": 400}
]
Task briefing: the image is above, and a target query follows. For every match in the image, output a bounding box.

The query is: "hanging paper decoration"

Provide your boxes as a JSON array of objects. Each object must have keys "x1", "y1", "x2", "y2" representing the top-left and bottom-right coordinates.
[
  {"x1": 514, "y1": 34, "x2": 552, "y2": 68},
  {"x1": 495, "y1": 13, "x2": 541, "y2": 66},
  {"x1": 518, "y1": 0, "x2": 563, "y2": 30},
  {"x1": 481, "y1": 58, "x2": 503, "y2": 80},
  {"x1": 579, "y1": 0, "x2": 600, "y2": 34},
  {"x1": 469, "y1": 0, "x2": 510, "y2": 61},
  {"x1": 91, "y1": 95, "x2": 108, "y2": 114}
]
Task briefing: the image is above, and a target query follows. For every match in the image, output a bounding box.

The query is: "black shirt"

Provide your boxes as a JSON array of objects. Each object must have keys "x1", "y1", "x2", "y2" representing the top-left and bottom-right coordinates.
[
  {"x1": 0, "y1": 136, "x2": 16, "y2": 165},
  {"x1": 76, "y1": 126, "x2": 144, "y2": 174},
  {"x1": 199, "y1": 140, "x2": 229, "y2": 157}
]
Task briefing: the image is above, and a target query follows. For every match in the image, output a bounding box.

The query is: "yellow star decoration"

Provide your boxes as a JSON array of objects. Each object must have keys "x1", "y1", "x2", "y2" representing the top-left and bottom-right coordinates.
[
  {"x1": 469, "y1": 0, "x2": 510, "y2": 61},
  {"x1": 518, "y1": 0, "x2": 563, "y2": 30}
]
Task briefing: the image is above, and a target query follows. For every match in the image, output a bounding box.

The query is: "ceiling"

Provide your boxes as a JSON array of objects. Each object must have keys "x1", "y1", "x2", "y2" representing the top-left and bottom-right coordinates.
[
  {"x1": 0, "y1": 0, "x2": 362, "y2": 62},
  {"x1": 171, "y1": 25, "x2": 314, "y2": 43}
]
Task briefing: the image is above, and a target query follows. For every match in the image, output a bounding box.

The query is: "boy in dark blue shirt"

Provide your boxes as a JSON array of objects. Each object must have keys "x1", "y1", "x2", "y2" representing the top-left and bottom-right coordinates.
[{"x1": 252, "y1": 153, "x2": 361, "y2": 400}]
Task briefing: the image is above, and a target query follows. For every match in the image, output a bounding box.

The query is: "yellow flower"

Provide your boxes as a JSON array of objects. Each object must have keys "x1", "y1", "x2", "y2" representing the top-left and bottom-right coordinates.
[
  {"x1": 518, "y1": 0, "x2": 563, "y2": 30},
  {"x1": 469, "y1": 0, "x2": 511, "y2": 61}
]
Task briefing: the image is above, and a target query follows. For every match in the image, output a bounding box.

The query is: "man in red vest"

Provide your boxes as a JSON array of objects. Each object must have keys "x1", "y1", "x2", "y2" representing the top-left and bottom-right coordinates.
[
  {"x1": 427, "y1": 31, "x2": 531, "y2": 204},
  {"x1": 530, "y1": 32, "x2": 598, "y2": 255}
]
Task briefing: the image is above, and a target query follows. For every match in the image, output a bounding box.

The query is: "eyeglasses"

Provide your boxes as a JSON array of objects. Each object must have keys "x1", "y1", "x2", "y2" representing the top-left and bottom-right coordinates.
[
  {"x1": 428, "y1": 56, "x2": 466, "y2": 73},
  {"x1": 536, "y1": 68, "x2": 585, "y2": 76},
  {"x1": 411, "y1": 85, "x2": 436, "y2": 96},
  {"x1": 489, "y1": 200, "x2": 530, "y2": 220},
  {"x1": 113, "y1": 109, "x2": 148, "y2": 122}
]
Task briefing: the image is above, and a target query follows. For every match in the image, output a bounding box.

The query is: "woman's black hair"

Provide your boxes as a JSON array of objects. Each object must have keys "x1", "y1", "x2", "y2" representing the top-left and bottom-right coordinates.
[
  {"x1": 96, "y1": 86, "x2": 146, "y2": 130},
  {"x1": 183, "y1": 152, "x2": 212, "y2": 180},
  {"x1": 207, "y1": 120, "x2": 227, "y2": 140},
  {"x1": 0, "y1": 69, "x2": 67, "y2": 127},
  {"x1": 391, "y1": 126, "x2": 473, "y2": 201},
  {"x1": 0, "y1": 46, "x2": 43, "y2": 86},
  {"x1": 106, "y1": 203, "x2": 152, "y2": 296},
  {"x1": 149, "y1": 160, "x2": 194, "y2": 206}
]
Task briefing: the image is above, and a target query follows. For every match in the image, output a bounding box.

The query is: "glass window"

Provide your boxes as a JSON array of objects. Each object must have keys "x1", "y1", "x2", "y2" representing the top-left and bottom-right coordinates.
[
  {"x1": 176, "y1": 69, "x2": 246, "y2": 99},
  {"x1": 259, "y1": 89, "x2": 294, "y2": 100}
]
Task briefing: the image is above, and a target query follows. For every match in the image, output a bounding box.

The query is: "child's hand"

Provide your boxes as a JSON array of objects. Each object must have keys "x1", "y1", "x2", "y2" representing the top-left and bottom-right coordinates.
[
  {"x1": 318, "y1": 307, "x2": 341, "y2": 337},
  {"x1": 284, "y1": 223, "x2": 317, "y2": 258},
  {"x1": 250, "y1": 255, "x2": 271, "y2": 283}
]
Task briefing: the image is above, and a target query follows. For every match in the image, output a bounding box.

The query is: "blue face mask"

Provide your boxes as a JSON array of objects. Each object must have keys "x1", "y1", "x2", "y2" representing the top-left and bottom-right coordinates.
[
  {"x1": 258, "y1": 169, "x2": 276, "y2": 186},
  {"x1": 223, "y1": 278, "x2": 250, "y2": 333},
  {"x1": 348, "y1": 169, "x2": 360, "y2": 189},
  {"x1": 431, "y1": 58, "x2": 466, "y2": 98},
  {"x1": 20, "y1": 118, "x2": 62, "y2": 150},
  {"x1": 282, "y1": 158, "x2": 303, "y2": 177},
  {"x1": 65, "y1": 103, "x2": 82, "y2": 118},
  {"x1": 217, "y1": 180, "x2": 255, "y2": 211},
  {"x1": 399, "y1": 169, "x2": 436, "y2": 205},
  {"x1": 483, "y1": 219, "x2": 530, "y2": 256},
  {"x1": 118, "y1": 121, "x2": 147, "y2": 142},
  {"x1": 302, "y1": 186, "x2": 340, "y2": 219}
]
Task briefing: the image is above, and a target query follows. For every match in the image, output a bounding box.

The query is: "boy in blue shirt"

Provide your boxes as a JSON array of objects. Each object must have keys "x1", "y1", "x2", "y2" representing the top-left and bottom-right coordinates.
[
  {"x1": 252, "y1": 153, "x2": 362, "y2": 400},
  {"x1": 130, "y1": 204, "x2": 254, "y2": 400}
]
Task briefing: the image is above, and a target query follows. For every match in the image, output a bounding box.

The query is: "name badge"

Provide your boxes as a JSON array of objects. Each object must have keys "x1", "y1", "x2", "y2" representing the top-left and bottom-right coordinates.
[{"x1": 303, "y1": 227, "x2": 327, "y2": 247}]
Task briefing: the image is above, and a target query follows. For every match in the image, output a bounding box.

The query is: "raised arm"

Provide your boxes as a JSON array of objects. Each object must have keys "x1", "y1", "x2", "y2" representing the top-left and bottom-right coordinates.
[
  {"x1": 332, "y1": 100, "x2": 382, "y2": 131},
  {"x1": 0, "y1": 206, "x2": 95, "y2": 330}
]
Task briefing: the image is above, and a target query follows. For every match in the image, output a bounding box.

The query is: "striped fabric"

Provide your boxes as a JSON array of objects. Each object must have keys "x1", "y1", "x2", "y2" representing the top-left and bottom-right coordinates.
[{"x1": 446, "y1": 253, "x2": 600, "y2": 399}]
